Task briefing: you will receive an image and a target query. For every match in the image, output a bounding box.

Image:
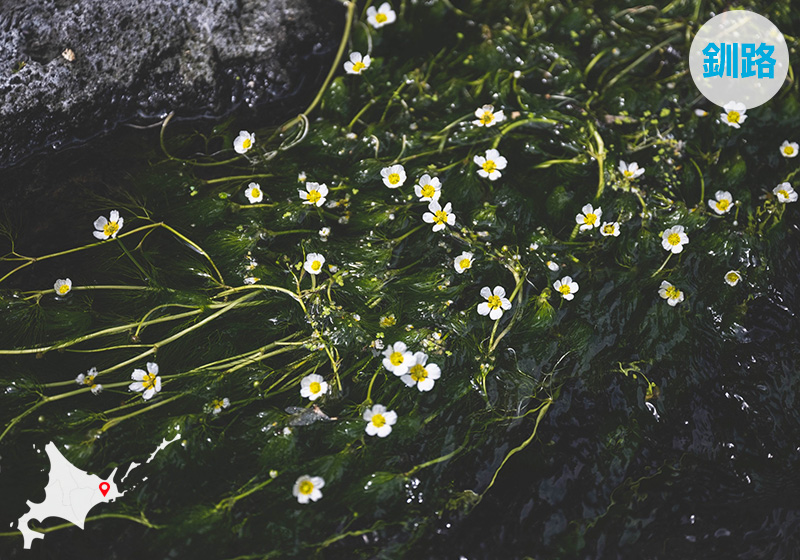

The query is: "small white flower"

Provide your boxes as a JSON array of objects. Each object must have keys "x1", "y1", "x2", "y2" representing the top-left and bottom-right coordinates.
[
  {"x1": 298, "y1": 171, "x2": 307, "y2": 182},
  {"x1": 233, "y1": 130, "x2": 255, "y2": 154},
  {"x1": 473, "y1": 149, "x2": 507, "y2": 181},
  {"x1": 76, "y1": 366, "x2": 102, "y2": 394},
  {"x1": 304, "y1": 253, "x2": 326, "y2": 275},
  {"x1": 780, "y1": 140, "x2": 799, "y2": 158},
  {"x1": 299, "y1": 374, "x2": 328, "y2": 401},
  {"x1": 382, "y1": 341, "x2": 413, "y2": 376},
  {"x1": 319, "y1": 227, "x2": 331, "y2": 241},
  {"x1": 293, "y1": 475, "x2": 325, "y2": 504},
  {"x1": 724, "y1": 270, "x2": 742, "y2": 286},
  {"x1": 422, "y1": 200, "x2": 456, "y2": 232},
  {"x1": 553, "y1": 276, "x2": 579, "y2": 301},
  {"x1": 618, "y1": 161, "x2": 644, "y2": 179},
  {"x1": 93, "y1": 210, "x2": 124, "y2": 240},
  {"x1": 658, "y1": 280, "x2": 684, "y2": 306},
  {"x1": 210, "y1": 397, "x2": 230, "y2": 415},
  {"x1": 513, "y1": 70, "x2": 522, "y2": 79},
  {"x1": 400, "y1": 352, "x2": 441, "y2": 391},
  {"x1": 299, "y1": 182, "x2": 328, "y2": 207},
  {"x1": 473, "y1": 104, "x2": 505, "y2": 127},
  {"x1": 243, "y1": 276, "x2": 259, "y2": 285},
  {"x1": 363, "y1": 404, "x2": 397, "y2": 437},
  {"x1": 381, "y1": 164, "x2": 407, "y2": 188},
  {"x1": 773, "y1": 182, "x2": 798, "y2": 203},
  {"x1": 694, "y1": 109, "x2": 708, "y2": 117},
  {"x1": 720, "y1": 101, "x2": 747, "y2": 129},
  {"x1": 599, "y1": 222, "x2": 620, "y2": 237},
  {"x1": 129, "y1": 362, "x2": 161, "y2": 400},
  {"x1": 708, "y1": 190, "x2": 734, "y2": 214},
  {"x1": 661, "y1": 225, "x2": 689, "y2": 253},
  {"x1": 54, "y1": 278, "x2": 72, "y2": 296},
  {"x1": 344, "y1": 51, "x2": 371, "y2": 74},
  {"x1": 245, "y1": 182, "x2": 263, "y2": 203},
  {"x1": 546, "y1": 260, "x2": 560, "y2": 272},
  {"x1": 454, "y1": 251, "x2": 474, "y2": 273},
  {"x1": 366, "y1": 2, "x2": 396, "y2": 28},
  {"x1": 575, "y1": 204, "x2": 602, "y2": 231},
  {"x1": 477, "y1": 286, "x2": 512, "y2": 320},
  {"x1": 413, "y1": 174, "x2": 441, "y2": 201}
]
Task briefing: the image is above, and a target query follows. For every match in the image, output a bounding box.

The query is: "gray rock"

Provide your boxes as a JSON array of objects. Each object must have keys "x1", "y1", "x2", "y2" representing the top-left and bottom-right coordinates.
[{"x1": 0, "y1": 0, "x2": 344, "y2": 167}]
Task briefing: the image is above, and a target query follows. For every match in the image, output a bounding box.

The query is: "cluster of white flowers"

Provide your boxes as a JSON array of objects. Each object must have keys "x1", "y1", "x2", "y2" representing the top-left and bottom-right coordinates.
[{"x1": 382, "y1": 341, "x2": 441, "y2": 391}]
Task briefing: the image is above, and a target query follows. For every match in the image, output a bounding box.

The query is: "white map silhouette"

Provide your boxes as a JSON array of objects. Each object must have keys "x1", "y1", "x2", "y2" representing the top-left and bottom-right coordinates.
[{"x1": 16, "y1": 434, "x2": 180, "y2": 549}]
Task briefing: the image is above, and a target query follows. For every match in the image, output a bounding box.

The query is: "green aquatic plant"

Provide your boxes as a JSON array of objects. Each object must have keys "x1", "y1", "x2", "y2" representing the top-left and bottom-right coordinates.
[{"x1": 2, "y1": 0, "x2": 800, "y2": 557}]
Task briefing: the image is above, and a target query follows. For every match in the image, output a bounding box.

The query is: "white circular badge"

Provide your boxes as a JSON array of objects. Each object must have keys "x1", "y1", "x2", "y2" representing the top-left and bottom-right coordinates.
[{"x1": 689, "y1": 10, "x2": 789, "y2": 109}]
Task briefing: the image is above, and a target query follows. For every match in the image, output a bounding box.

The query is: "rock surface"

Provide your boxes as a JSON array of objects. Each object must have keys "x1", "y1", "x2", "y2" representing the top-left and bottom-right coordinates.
[{"x1": 0, "y1": 0, "x2": 344, "y2": 167}]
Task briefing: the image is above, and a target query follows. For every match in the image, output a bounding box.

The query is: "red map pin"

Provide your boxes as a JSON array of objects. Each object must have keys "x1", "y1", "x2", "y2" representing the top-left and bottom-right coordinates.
[{"x1": 99, "y1": 482, "x2": 110, "y2": 497}]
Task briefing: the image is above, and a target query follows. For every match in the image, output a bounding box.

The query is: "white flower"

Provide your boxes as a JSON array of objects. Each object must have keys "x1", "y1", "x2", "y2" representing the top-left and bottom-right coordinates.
[
  {"x1": 422, "y1": 200, "x2": 456, "y2": 232},
  {"x1": 477, "y1": 286, "x2": 512, "y2": 320},
  {"x1": 694, "y1": 109, "x2": 708, "y2": 117},
  {"x1": 366, "y1": 2, "x2": 396, "y2": 28},
  {"x1": 473, "y1": 104, "x2": 505, "y2": 127},
  {"x1": 473, "y1": 149, "x2": 507, "y2": 181},
  {"x1": 780, "y1": 140, "x2": 799, "y2": 158},
  {"x1": 210, "y1": 397, "x2": 230, "y2": 415},
  {"x1": 344, "y1": 51, "x2": 371, "y2": 74},
  {"x1": 720, "y1": 101, "x2": 747, "y2": 129},
  {"x1": 661, "y1": 225, "x2": 689, "y2": 253},
  {"x1": 54, "y1": 278, "x2": 72, "y2": 296},
  {"x1": 400, "y1": 352, "x2": 441, "y2": 391},
  {"x1": 299, "y1": 182, "x2": 328, "y2": 207},
  {"x1": 454, "y1": 251, "x2": 474, "y2": 273},
  {"x1": 76, "y1": 366, "x2": 102, "y2": 395},
  {"x1": 708, "y1": 190, "x2": 734, "y2": 214},
  {"x1": 319, "y1": 227, "x2": 331, "y2": 241},
  {"x1": 381, "y1": 164, "x2": 407, "y2": 188},
  {"x1": 129, "y1": 362, "x2": 161, "y2": 400},
  {"x1": 553, "y1": 276, "x2": 579, "y2": 301},
  {"x1": 546, "y1": 260, "x2": 560, "y2": 272},
  {"x1": 363, "y1": 404, "x2": 397, "y2": 437},
  {"x1": 382, "y1": 341, "x2": 413, "y2": 376},
  {"x1": 93, "y1": 210, "x2": 124, "y2": 240},
  {"x1": 245, "y1": 182, "x2": 263, "y2": 203},
  {"x1": 293, "y1": 475, "x2": 324, "y2": 504},
  {"x1": 724, "y1": 270, "x2": 742, "y2": 286},
  {"x1": 600, "y1": 222, "x2": 620, "y2": 237},
  {"x1": 233, "y1": 130, "x2": 255, "y2": 154},
  {"x1": 773, "y1": 182, "x2": 798, "y2": 203},
  {"x1": 413, "y1": 174, "x2": 441, "y2": 201},
  {"x1": 618, "y1": 160, "x2": 644, "y2": 179},
  {"x1": 299, "y1": 374, "x2": 328, "y2": 401},
  {"x1": 304, "y1": 253, "x2": 326, "y2": 275},
  {"x1": 658, "y1": 280, "x2": 684, "y2": 306},
  {"x1": 575, "y1": 204, "x2": 602, "y2": 231}
]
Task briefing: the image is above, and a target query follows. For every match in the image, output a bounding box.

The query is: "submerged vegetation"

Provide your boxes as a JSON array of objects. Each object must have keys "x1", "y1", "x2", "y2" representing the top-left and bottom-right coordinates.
[{"x1": 2, "y1": 0, "x2": 800, "y2": 557}]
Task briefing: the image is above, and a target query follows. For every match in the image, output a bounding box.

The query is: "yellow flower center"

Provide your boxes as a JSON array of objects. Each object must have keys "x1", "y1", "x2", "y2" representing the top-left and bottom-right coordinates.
[
  {"x1": 375, "y1": 13, "x2": 387, "y2": 23},
  {"x1": 390, "y1": 351, "x2": 404, "y2": 366},
  {"x1": 623, "y1": 170, "x2": 633, "y2": 178},
  {"x1": 420, "y1": 184, "x2": 436, "y2": 198},
  {"x1": 558, "y1": 284, "x2": 571, "y2": 296},
  {"x1": 487, "y1": 294, "x2": 503, "y2": 309},
  {"x1": 482, "y1": 160, "x2": 497, "y2": 173},
  {"x1": 311, "y1": 260, "x2": 322, "y2": 271},
  {"x1": 380, "y1": 315, "x2": 396, "y2": 327},
  {"x1": 309, "y1": 381, "x2": 321, "y2": 394},
  {"x1": 459, "y1": 258, "x2": 471, "y2": 270},
  {"x1": 667, "y1": 232, "x2": 681, "y2": 245},
  {"x1": 352, "y1": 61, "x2": 366, "y2": 72},
  {"x1": 103, "y1": 221, "x2": 119, "y2": 237},
  {"x1": 665, "y1": 286, "x2": 681, "y2": 300},
  {"x1": 299, "y1": 480, "x2": 314, "y2": 495},
  {"x1": 583, "y1": 213, "x2": 597, "y2": 225},
  {"x1": 785, "y1": 146, "x2": 795, "y2": 155},
  {"x1": 388, "y1": 173, "x2": 401, "y2": 184},
  {"x1": 409, "y1": 364, "x2": 428, "y2": 382},
  {"x1": 603, "y1": 224, "x2": 615, "y2": 235},
  {"x1": 433, "y1": 210, "x2": 449, "y2": 225},
  {"x1": 83, "y1": 375, "x2": 95, "y2": 385},
  {"x1": 716, "y1": 199, "x2": 730, "y2": 211},
  {"x1": 307, "y1": 189, "x2": 321, "y2": 203},
  {"x1": 251, "y1": 188, "x2": 261, "y2": 198},
  {"x1": 727, "y1": 110, "x2": 740, "y2": 123},
  {"x1": 371, "y1": 413, "x2": 386, "y2": 428},
  {"x1": 778, "y1": 189, "x2": 789, "y2": 199},
  {"x1": 212, "y1": 399, "x2": 224, "y2": 409},
  {"x1": 142, "y1": 373, "x2": 157, "y2": 390},
  {"x1": 242, "y1": 137, "x2": 252, "y2": 149},
  {"x1": 480, "y1": 111, "x2": 494, "y2": 125},
  {"x1": 726, "y1": 272, "x2": 740, "y2": 283},
  {"x1": 58, "y1": 284, "x2": 70, "y2": 294}
]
